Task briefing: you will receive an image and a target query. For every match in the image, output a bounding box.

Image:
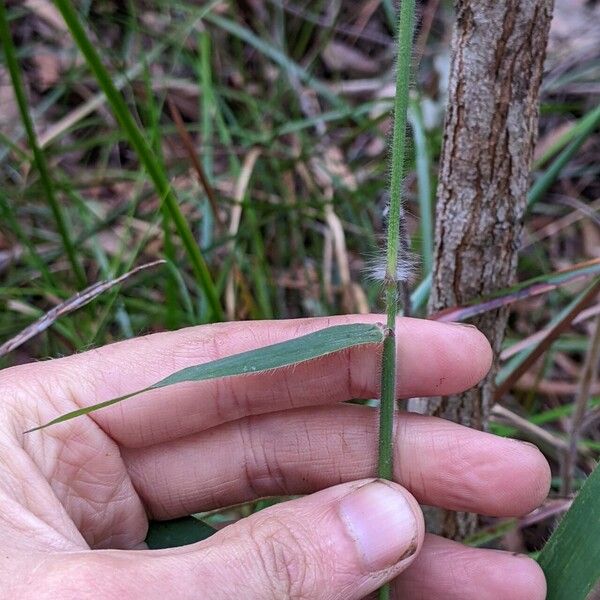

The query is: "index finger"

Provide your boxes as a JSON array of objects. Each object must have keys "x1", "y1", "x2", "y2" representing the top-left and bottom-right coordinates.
[{"x1": 13, "y1": 315, "x2": 492, "y2": 446}]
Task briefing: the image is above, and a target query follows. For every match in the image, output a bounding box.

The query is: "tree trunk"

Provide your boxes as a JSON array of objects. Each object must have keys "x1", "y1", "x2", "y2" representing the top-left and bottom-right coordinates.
[{"x1": 427, "y1": 0, "x2": 554, "y2": 540}]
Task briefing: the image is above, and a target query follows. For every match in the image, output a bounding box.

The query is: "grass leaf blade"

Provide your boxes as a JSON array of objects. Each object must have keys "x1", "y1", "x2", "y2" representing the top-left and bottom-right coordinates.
[
  {"x1": 25, "y1": 323, "x2": 385, "y2": 432},
  {"x1": 528, "y1": 102, "x2": 600, "y2": 207},
  {"x1": 156, "y1": 323, "x2": 384, "y2": 387},
  {"x1": 538, "y1": 463, "x2": 600, "y2": 599}
]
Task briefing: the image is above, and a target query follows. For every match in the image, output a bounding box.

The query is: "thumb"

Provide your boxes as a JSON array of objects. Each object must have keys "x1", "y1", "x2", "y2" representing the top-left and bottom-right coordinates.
[
  {"x1": 161, "y1": 478, "x2": 424, "y2": 599},
  {"x1": 30, "y1": 479, "x2": 424, "y2": 599}
]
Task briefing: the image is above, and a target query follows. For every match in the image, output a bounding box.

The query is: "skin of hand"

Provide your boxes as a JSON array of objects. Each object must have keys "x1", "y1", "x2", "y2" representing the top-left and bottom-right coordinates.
[{"x1": 0, "y1": 315, "x2": 550, "y2": 600}]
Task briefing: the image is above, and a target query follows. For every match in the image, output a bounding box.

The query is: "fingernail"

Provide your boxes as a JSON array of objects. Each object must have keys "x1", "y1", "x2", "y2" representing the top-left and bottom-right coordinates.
[
  {"x1": 515, "y1": 439, "x2": 540, "y2": 451},
  {"x1": 339, "y1": 481, "x2": 418, "y2": 572},
  {"x1": 449, "y1": 321, "x2": 478, "y2": 329}
]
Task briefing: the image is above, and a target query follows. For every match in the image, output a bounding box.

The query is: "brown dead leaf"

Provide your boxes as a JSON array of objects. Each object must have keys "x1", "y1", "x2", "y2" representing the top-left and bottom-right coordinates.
[
  {"x1": 582, "y1": 220, "x2": 600, "y2": 259},
  {"x1": 323, "y1": 145, "x2": 357, "y2": 191},
  {"x1": 32, "y1": 52, "x2": 60, "y2": 91},
  {"x1": 0, "y1": 67, "x2": 19, "y2": 132},
  {"x1": 322, "y1": 41, "x2": 380, "y2": 76},
  {"x1": 24, "y1": 0, "x2": 67, "y2": 33},
  {"x1": 534, "y1": 120, "x2": 575, "y2": 163}
]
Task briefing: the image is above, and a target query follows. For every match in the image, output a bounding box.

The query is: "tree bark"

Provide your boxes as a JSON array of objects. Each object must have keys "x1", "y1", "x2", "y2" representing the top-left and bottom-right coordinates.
[{"x1": 427, "y1": 0, "x2": 554, "y2": 540}]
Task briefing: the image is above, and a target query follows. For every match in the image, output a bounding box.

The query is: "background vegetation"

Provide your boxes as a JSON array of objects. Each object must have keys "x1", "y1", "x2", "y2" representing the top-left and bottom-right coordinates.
[{"x1": 1, "y1": 0, "x2": 599, "y2": 589}]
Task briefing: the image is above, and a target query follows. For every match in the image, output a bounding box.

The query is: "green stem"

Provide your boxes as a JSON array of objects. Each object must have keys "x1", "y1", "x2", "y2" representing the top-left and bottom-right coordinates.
[
  {"x1": 0, "y1": 1, "x2": 86, "y2": 288},
  {"x1": 384, "y1": 0, "x2": 415, "y2": 284},
  {"x1": 377, "y1": 299, "x2": 397, "y2": 480},
  {"x1": 378, "y1": 1, "x2": 415, "y2": 597},
  {"x1": 377, "y1": 0, "x2": 415, "y2": 485},
  {"x1": 53, "y1": 0, "x2": 224, "y2": 321}
]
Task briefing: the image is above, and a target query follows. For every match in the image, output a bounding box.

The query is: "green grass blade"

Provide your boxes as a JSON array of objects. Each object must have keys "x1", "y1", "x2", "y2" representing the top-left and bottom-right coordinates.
[
  {"x1": 197, "y1": 30, "x2": 216, "y2": 248},
  {"x1": 205, "y1": 12, "x2": 343, "y2": 109},
  {"x1": 528, "y1": 102, "x2": 600, "y2": 207},
  {"x1": 25, "y1": 323, "x2": 385, "y2": 432},
  {"x1": 0, "y1": 190, "x2": 57, "y2": 288},
  {"x1": 139, "y1": 65, "x2": 181, "y2": 329},
  {"x1": 538, "y1": 463, "x2": 600, "y2": 599},
  {"x1": 410, "y1": 273, "x2": 431, "y2": 314},
  {"x1": 0, "y1": 1, "x2": 86, "y2": 288},
  {"x1": 409, "y1": 99, "x2": 434, "y2": 273},
  {"x1": 534, "y1": 103, "x2": 600, "y2": 169},
  {"x1": 145, "y1": 517, "x2": 217, "y2": 549},
  {"x1": 53, "y1": 0, "x2": 223, "y2": 320}
]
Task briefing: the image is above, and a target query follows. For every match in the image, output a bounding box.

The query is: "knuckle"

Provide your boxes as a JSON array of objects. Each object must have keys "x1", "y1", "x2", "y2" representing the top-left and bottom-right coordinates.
[
  {"x1": 239, "y1": 418, "x2": 288, "y2": 498},
  {"x1": 247, "y1": 516, "x2": 319, "y2": 599}
]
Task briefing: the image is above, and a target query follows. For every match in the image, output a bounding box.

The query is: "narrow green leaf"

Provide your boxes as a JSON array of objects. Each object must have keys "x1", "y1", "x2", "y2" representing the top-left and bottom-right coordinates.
[
  {"x1": 25, "y1": 323, "x2": 385, "y2": 432},
  {"x1": 145, "y1": 517, "x2": 216, "y2": 550},
  {"x1": 205, "y1": 12, "x2": 343, "y2": 109},
  {"x1": 533, "y1": 103, "x2": 600, "y2": 169},
  {"x1": 528, "y1": 102, "x2": 600, "y2": 207},
  {"x1": 410, "y1": 273, "x2": 432, "y2": 314},
  {"x1": 409, "y1": 99, "x2": 434, "y2": 274},
  {"x1": 538, "y1": 462, "x2": 600, "y2": 599}
]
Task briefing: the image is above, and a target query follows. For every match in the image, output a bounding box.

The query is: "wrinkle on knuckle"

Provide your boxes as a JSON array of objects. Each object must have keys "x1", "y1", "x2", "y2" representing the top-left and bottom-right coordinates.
[
  {"x1": 52, "y1": 446, "x2": 122, "y2": 508},
  {"x1": 347, "y1": 340, "x2": 378, "y2": 400},
  {"x1": 247, "y1": 515, "x2": 317, "y2": 599},
  {"x1": 208, "y1": 330, "x2": 253, "y2": 421},
  {"x1": 240, "y1": 418, "x2": 288, "y2": 497},
  {"x1": 277, "y1": 369, "x2": 297, "y2": 409},
  {"x1": 345, "y1": 346, "x2": 362, "y2": 399},
  {"x1": 436, "y1": 437, "x2": 490, "y2": 505}
]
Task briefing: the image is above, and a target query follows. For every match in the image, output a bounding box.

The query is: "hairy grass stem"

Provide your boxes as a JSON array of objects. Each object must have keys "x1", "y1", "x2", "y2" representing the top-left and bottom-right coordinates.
[{"x1": 378, "y1": 1, "x2": 416, "y2": 598}]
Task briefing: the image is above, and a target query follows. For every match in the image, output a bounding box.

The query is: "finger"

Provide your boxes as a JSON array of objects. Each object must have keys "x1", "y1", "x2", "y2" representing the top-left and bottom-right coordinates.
[
  {"x1": 388, "y1": 534, "x2": 546, "y2": 600},
  {"x1": 123, "y1": 405, "x2": 550, "y2": 520},
  {"x1": 15, "y1": 316, "x2": 491, "y2": 446},
  {"x1": 31, "y1": 480, "x2": 425, "y2": 600}
]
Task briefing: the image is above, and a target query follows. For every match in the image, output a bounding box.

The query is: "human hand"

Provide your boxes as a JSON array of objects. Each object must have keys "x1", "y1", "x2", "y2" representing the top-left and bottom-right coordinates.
[{"x1": 0, "y1": 315, "x2": 549, "y2": 599}]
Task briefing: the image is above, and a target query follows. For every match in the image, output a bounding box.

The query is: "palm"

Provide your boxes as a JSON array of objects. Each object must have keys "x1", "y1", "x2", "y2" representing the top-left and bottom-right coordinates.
[{"x1": 5, "y1": 376, "x2": 145, "y2": 551}]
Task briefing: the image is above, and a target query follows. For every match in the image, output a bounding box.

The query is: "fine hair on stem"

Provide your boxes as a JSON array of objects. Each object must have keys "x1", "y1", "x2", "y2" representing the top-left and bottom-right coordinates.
[{"x1": 377, "y1": 0, "x2": 416, "y2": 597}]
